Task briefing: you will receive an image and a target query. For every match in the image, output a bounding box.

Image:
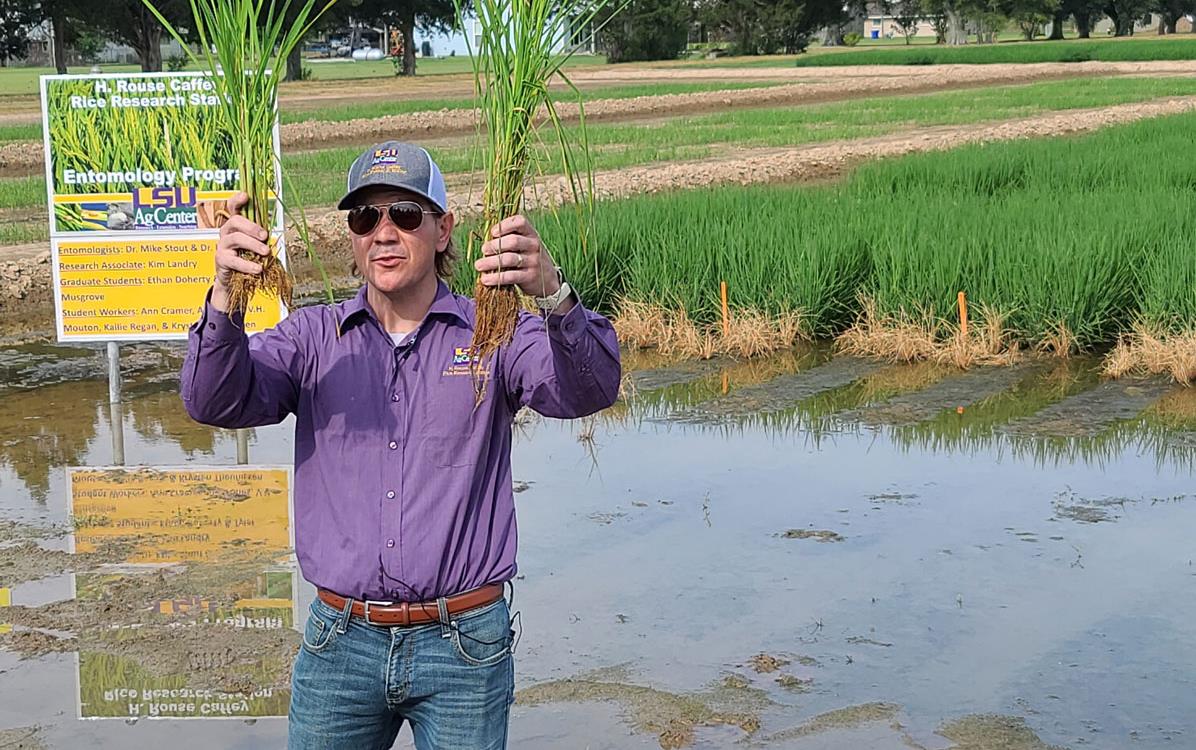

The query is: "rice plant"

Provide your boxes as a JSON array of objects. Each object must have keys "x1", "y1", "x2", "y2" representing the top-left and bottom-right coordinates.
[
  {"x1": 457, "y1": 0, "x2": 614, "y2": 379},
  {"x1": 145, "y1": 0, "x2": 338, "y2": 315}
]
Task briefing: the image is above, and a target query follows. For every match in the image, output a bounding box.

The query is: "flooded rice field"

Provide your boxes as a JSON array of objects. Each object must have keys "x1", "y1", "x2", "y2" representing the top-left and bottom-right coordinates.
[{"x1": 0, "y1": 341, "x2": 1193, "y2": 749}]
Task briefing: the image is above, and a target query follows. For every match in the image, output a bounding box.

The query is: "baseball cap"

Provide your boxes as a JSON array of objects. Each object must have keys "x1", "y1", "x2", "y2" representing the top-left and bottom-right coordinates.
[{"x1": 337, "y1": 141, "x2": 448, "y2": 213}]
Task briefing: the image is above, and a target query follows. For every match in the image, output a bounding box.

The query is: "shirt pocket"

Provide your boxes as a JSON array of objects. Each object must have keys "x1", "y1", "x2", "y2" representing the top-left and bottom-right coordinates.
[{"x1": 428, "y1": 433, "x2": 477, "y2": 468}]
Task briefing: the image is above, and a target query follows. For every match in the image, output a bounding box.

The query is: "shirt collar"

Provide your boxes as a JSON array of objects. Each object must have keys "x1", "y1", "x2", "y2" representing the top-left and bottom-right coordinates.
[{"x1": 338, "y1": 280, "x2": 468, "y2": 333}]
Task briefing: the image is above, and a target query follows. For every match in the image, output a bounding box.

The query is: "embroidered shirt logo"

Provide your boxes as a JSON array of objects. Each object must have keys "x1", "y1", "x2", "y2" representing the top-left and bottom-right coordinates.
[{"x1": 443, "y1": 347, "x2": 489, "y2": 378}]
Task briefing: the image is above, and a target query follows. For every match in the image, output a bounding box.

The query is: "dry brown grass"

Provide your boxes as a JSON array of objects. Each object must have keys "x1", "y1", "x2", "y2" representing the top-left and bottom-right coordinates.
[
  {"x1": 1036, "y1": 321, "x2": 1078, "y2": 358},
  {"x1": 1103, "y1": 323, "x2": 1196, "y2": 385},
  {"x1": 836, "y1": 297, "x2": 1021, "y2": 369},
  {"x1": 612, "y1": 299, "x2": 807, "y2": 359}
]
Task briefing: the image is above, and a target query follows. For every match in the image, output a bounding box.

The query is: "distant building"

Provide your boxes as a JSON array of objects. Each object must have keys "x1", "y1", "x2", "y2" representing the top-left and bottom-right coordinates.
[{"x1": 863, "y1": 2, "x2": 938, "y2": 41}]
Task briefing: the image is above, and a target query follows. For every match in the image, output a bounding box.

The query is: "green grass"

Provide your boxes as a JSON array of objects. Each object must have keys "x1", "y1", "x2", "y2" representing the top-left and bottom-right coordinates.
[
  {"x1": 0, "y1": 176, "x2": 45, "y2": 209},
  {"x1": 302, "y1": 54, "x2": 606, "y2": 80},
  {"x1": 0, "y1": 221, "x2": 45, "y2": 243},
  {"x1": 279, "y1": 81, "x2": 778, "y2": 124},
  {"x1": 0, "y1": 123, "x2": 39, "y2": 143},
  {"x1": 503, "y1": 108, "x2": 1196, "y2": 351},
  {"x1": 793, "y1": 36, "x2": 1196, "y2": 67}
]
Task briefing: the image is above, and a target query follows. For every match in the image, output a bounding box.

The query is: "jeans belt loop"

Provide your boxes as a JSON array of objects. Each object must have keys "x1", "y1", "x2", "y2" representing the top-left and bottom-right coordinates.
[
  {"x1": 437, "y1": 596, "x2": 451, "y2": 638},
  {"x1": 335, "y1": 596, "x2": 353, "y2": 634}
]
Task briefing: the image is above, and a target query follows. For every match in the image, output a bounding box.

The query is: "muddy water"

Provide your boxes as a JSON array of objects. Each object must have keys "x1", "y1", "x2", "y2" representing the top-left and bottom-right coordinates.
[{"x1": 1, "y1": 342, "x2": 1194, "y2": 749}]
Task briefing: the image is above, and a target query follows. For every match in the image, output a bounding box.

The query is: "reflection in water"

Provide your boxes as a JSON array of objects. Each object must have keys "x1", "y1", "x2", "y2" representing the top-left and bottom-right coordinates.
[
  {"x1": 621, "y1": 352, "x2": 1196, "y2": 471},
  {"x1": 128, "y1": 390, "x2": 220, "y2": 457},
  {"x1": 4, "y1": 342, "x2": 1196, "y2": 746},
  {"x1": 0, "y1": 381, "x2": 104, "y2": 502},
  {"x1": 0, "y1": 466, "x2": 299, "y2": 721},
  {"x1": 75, "y1": 568, "x2": 295, "y2": 719}
]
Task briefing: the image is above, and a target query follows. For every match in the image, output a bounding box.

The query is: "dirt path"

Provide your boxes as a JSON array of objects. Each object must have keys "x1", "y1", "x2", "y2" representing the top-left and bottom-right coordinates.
[
  {"x1": 4, "y1": 94, "x2": 1196, "y2": 330},
  {"x1": 6, "y1": 60, "x2": 1196, "y2": 174}
]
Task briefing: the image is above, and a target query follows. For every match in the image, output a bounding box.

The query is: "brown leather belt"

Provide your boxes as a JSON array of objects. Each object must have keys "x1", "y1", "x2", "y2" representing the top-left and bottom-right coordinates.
[{"x1": 317, "y1": 584, "x2": 504, "y2": 627}]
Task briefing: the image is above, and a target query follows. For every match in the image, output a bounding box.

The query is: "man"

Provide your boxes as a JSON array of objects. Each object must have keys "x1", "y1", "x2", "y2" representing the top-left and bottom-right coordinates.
[{"x1": 181, "y1": 141, "x2": 621, "y2": 749}]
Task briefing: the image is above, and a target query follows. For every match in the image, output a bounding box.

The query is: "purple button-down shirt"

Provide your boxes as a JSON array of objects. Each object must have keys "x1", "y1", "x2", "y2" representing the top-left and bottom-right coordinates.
[{"x1": 181, "y1": 281, "x2": 620, "y2": 601}]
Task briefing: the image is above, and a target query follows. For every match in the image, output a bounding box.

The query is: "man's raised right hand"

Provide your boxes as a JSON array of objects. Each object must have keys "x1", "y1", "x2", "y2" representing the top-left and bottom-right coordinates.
[{"x1": 211, "y1": 192, "x2": 272, "y2": 313}]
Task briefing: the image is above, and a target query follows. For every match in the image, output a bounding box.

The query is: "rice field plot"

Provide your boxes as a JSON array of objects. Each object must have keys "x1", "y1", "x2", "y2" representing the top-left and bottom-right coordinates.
[
  {"x1": 518, "y1": 108, "x2": 1196, "y2": 358},
  {"x1": 791, "y1": 36, "x2": 1196, "y2": 67},
  {"x1": 274, "y1": 74, "x2": 1196, "y2": 210}
]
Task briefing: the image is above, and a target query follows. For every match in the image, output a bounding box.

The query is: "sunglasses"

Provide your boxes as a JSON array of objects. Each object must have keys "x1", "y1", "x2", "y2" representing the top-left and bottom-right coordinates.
[{"x1": 346, "y1": 201, "x2": 439, "y2": 235}]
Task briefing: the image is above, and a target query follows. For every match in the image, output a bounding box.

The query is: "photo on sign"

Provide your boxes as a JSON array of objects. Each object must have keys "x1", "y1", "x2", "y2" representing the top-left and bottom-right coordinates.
[{"x1": 42, "y1": 75, "x2": 279, "y2": 233}]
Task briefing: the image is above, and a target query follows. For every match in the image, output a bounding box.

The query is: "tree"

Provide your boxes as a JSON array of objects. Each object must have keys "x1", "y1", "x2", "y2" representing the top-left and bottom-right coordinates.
[
  {"x1": 598, "y1": 0, "x2": 689, "y2": 63},
  {"x1": 1104, "y1": 0, "x2": 1151, "y2": 34},
  {"x1": 890, "y1": 0, "x2": 924, "y2": 43},
  {"x1": 1047, "y1": 6, "x2": 1065, "y2": 37},
  {"x1": 283, "y1": 2, "x2": 346, "y2": 82},
  {"x1": 699, "y1": 0, "x2": 847, "y2": 53},
  {"x1": 1062, "y1": 0, "x2": 1103, "y2": 35},
  {"x1": 1154, "y1": 0, "x2": 1195, "y2": 33},
  {"x1": 350, "y1": 0, "x2": 457, "y2": 76},
  {"x1": 73, "y1": 28, "x2": 105, "y2": 63},
  {"x1": 0, "y1": 0, "x2": 37, "y2": 66},
  {"x1": 816, "y1": 0, "x2": 866, "y2": 46},
  {"x1": 38, "y1": 0, "x2": 82, "y2": 73},
  {"x1": 1002, "y1": 0, "x2": 1059, "y2": 38},
  {"x1": 928, "y1": 0, "x2": 969, "y2": 43},
  {"x1": 71, "y1": 1, "x2": 190, "y2": 72},
  {"x1": 923, "y1": 0, "x2": 951, "y2": 41}
]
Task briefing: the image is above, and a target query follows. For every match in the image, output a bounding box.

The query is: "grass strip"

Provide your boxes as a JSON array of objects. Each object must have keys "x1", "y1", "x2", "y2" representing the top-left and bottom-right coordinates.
[{"x1": 791, "y1": 37, "x2": 1196, "y2": 67}]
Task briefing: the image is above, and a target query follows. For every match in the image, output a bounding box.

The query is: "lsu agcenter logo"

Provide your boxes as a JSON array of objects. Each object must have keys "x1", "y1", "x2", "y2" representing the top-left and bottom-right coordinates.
[
  {"x1": 132, "y1": 186, "x2": 198, "y2": 229},
  {"x1": 443, "y1": 347, "x2": 489, "y2": 378},
  {"x1": 363, "y1": 148, "x2": 409, "y2": 179}
]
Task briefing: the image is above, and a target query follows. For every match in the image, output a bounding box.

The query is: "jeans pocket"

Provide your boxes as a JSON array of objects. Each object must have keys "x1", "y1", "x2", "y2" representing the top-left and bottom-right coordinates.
[
  {"x1": 301, "y1": 601, "x2": 340, "y2": 654},
  {"x1": 450, "y1": 599, "x2": 512, "y2": 667}
]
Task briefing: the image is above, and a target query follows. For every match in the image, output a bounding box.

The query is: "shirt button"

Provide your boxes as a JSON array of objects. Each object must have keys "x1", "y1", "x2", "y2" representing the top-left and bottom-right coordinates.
[
  {"x1": 207, "y1": 322, "x2": 215, "y2": 330},
  {"x1": 386, "y1": 539, "x2": 395, "y2": 548},
  {"x1": 388, "y1": 441, "x2": 397, "y2": 450},
  {"x1": 391, "y1": 394, "x2": 399, "y2": 402},
  {"x1": 386, "y1": 491, "x2": 395, "y2": 499}
]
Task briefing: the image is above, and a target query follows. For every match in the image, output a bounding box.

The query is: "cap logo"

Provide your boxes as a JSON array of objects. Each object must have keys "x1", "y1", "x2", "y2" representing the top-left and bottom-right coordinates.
[{"x1": 370, "y1": 148, "x2": 407, "y2": 169}]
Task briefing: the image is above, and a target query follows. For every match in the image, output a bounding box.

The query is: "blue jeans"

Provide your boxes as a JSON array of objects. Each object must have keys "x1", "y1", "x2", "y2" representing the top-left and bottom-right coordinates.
[{"x1": 288, "y1": 594, "x2": 515, "y2": 749}]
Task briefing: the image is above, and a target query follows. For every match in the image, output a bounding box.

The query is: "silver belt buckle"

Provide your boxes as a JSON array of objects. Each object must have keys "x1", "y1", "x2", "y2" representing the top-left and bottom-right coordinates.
[{"x1": 363, "y1": 599, "x2": 394, "y2": 626}]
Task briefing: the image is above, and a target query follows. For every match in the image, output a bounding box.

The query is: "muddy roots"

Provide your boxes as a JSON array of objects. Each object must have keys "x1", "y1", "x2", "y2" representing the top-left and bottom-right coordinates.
[
  {"x1": 205, "y1": 204, "x2": 293, "y2": 315},
  {"x1": 470, "y1": 282, "x2": 520, "y2": 399},
  {"x1": 227, "y1": 253, "x2": 293, "y2": 315}
]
